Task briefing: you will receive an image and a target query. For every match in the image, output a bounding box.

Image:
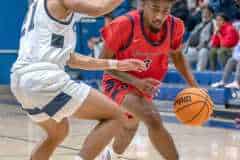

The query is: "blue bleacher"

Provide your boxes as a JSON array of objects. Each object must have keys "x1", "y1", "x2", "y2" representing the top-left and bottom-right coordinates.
[
  {"x1": 155, "y1": 83, "x2": 230, "y2": 105},
  {"x1": 163, "y1": 70, "x2": 230, "y2": 85},
  {"x1": 161, "y1": 70, "x2": 234, "y2": 105}
]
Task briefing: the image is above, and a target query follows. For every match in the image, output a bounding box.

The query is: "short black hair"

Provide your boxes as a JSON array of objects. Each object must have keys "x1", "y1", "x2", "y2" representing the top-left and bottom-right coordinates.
[{"x1": 216, "y1": 12, "x2": 230, "y2": 22}]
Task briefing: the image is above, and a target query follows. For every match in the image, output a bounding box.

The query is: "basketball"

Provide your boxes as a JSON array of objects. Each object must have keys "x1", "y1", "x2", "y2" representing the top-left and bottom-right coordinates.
[{"x1": 173, "y1": 88, "x2": 214, "y2": 126}]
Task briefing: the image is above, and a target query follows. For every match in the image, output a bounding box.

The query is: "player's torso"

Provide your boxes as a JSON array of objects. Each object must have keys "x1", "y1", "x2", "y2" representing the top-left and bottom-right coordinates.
[
  {"x1": 114, "y1": 11, "x2": 173, "y2": 80},
  {"x1": 14, "y1": 0, "x2": 77, "y2": 70}
]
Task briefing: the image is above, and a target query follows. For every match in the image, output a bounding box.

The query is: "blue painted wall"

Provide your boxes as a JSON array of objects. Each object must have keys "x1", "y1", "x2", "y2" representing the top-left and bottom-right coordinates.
[
  {"x1": 0, "y1": 53, "x2": 17, "y2": 84},
  {"x1": 0, "y1": 1, "x2": 28, "y2": 84},
  {"x1": 0, "y1": 0, "x2": 28, "y2": 49}
]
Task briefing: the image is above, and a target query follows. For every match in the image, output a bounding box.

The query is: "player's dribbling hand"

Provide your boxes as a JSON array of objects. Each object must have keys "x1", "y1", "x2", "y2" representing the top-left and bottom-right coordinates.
[
  {"x1": 135, "y1": 78, "x2": 161, "y2": 95},
  {"x1": 117, "y1": 59, "x2": 146, "y2": 72}
]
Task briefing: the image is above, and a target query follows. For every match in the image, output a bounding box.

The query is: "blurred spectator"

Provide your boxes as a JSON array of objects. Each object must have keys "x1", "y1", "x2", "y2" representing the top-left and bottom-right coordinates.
[
  {"x1": 211, "y1": 42, "x2": 240, "y2": 89},
  {"x1": 208, "y1": 0, "x2": 240, "y2": 20},
  {"x1": 171, "y1": 0, "x2": 190, "y2": 27},
  {"x1": 209, "y1": 13, "x2": 239, "y2": 70},
  {"x1": 186, "y1": 1, "x2": 202, "y2": 31},
  {"x1": 234, "y1": 0, "x2": 240, "y2": 21},
  {"x1": 184, "y1": 5, "x2": 214, "y2": 71},
  {"x1": 88, "y1": 14, "x2": 114, "y2": 58},
  {"x1": 234, "y1": 20, "x2": 240, "y2": 31},
  {"x1": 130, "y1": 0, "x2": 142, "y2": 9}
]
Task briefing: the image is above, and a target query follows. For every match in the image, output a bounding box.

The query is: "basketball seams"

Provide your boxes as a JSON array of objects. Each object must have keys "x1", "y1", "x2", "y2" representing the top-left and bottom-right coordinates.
[
  {"x1": 198, "y1": 89, "x2": 214, "y2": 108},
  {"x1": 174, "y1": 101, "x2": 205, "y2": 113},
  {"x1": 174, "y1": 92, "x2": 212, "y2": 107},
  {"x1": 175, "y1": 92, "x2": 211, "y2": 104},
  {"x1": 174, "y1": 88, "x2": 213, "y2": 125},
  {"x1": 183, "y1": 100, "x2": 207, "y2": 124},
  {"x1": 198, "y1": 88, "x2": 209, "y2": 97}
]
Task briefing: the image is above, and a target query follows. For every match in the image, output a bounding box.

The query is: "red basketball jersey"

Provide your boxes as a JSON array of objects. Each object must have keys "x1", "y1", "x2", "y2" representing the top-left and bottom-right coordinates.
[{"x1": 102, "y1": 10, "x2": 184, "y2": 91}]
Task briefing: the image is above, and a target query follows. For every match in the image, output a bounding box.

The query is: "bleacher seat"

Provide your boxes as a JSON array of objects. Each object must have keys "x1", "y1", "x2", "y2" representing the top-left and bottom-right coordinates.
[{"x1": 155, "y1": 83, "x2": 230, "y2": 105}]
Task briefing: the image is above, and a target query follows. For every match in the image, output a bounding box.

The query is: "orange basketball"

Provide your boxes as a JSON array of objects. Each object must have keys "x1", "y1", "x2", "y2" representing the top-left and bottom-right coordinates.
[{"x1": 173, "y1": 88, "x2": 213, "y2": 126}]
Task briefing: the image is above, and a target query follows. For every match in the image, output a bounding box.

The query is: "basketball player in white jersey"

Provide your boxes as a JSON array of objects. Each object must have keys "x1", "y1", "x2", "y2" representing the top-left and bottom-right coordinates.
[{"x1": 10, "y1": 0, "x2": 146, "y2": 160}]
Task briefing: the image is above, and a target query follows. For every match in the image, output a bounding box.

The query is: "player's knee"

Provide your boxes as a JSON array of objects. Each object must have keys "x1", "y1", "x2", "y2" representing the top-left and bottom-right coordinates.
[
  {"x1": 113, "y1": 111, "x2": 127, "y2": 127},
  {"x1": 48, "y1": 118, "x2": 69, "y2": 142},
  {"x1": 58, "y1": 118, "x2": 69, "y2": 139}
]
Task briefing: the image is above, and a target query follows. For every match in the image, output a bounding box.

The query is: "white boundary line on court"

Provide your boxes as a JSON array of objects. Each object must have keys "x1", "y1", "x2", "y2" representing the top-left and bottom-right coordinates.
[{"x1": 0, "y1": 49, "x2": 18, "y2": 54}]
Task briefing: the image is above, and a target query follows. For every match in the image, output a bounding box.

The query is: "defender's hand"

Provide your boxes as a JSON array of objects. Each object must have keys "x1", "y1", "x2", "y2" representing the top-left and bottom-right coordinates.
[{"x1": 117, "y1": 59, "x2": 147, "y2": 72}]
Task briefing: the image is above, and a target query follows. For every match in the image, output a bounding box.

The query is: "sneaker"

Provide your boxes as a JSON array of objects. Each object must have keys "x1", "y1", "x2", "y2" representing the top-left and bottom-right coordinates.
[
  {"x1": 225, "y1": 81, "x2": 240, "y2": 89},
  {"x1": 211, "y1": 81, "x2": 225, "y2": 88}
]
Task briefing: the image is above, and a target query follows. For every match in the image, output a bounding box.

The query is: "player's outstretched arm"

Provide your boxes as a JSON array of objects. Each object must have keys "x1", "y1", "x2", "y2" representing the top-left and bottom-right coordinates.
[
  {"x1": 171, "y1": 49, "x2": 198, "y2": 87},
  {"x1": 67, "y1": 53, "x2": 146, "y2": 72},
  {"x1": 62, "y1": 0, "x2": 123, "y2": 17}
]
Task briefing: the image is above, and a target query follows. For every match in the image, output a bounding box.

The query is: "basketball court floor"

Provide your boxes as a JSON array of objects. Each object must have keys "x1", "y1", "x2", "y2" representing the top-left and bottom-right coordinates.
[{"x1": 0, "y1": 103, "x2": 240, "y2": 160}]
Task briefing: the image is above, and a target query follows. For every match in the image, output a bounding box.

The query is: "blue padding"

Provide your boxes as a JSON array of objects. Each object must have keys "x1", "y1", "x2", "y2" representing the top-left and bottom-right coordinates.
[
  {"x1": 208, "y1": 88, "x2": 230, "y2": 105},
  {"x1": 163, "y1": 70, "x2": 234, "y2": 86},
  {"x1": 163, "y1": 71, "x2": 184, "y2": 84},
  {"x1": 79, "y1": 71, "x2": 103, "y2": 80},
  {"x1": 77, "y1": 18, "x2": 104, "y2": 54},
  {"x1": 0, "y1": 0, "x2": 28, "y2": 49},
  {"x1": 0, "y1": 54, "x2": 17, "y2": 84},
  {"x1": 195, "y1": 72, "x2": 212, "y2": 85},
  {"x1": 210, "y1": 71, "x2": 223, "y2": 83}
]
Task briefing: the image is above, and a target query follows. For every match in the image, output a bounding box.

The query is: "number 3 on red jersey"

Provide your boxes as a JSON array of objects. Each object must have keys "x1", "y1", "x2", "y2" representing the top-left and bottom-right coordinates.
[{"x1": 144, "y1": 59, "x2": 152, "y2": 70}]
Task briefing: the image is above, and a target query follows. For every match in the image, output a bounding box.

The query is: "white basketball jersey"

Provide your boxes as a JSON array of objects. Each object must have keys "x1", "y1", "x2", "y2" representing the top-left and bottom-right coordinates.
[{"x1": 12, "y1": 0, "x2": 87, "y2": 71}]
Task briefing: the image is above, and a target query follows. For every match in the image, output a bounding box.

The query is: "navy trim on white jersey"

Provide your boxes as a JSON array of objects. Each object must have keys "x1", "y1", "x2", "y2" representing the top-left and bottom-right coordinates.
[
  {"x1": 22, "y1": 92, "x2": 72, "y2": 117},
  {"x1": 44, "y1": 0, "x2": 73, "y2": 25}
]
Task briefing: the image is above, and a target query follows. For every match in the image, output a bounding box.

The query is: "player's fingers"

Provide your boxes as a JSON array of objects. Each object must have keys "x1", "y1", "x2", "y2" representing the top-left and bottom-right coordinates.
[
  {"x1": 119, "y1": 59, "x2": 146, "y2": 71},
  {"x1": 145, "y1": 83, "x2": 156, "y2": 94},
  {"x1": 146, "y1": 78, "x2": 161, "y2": 85},
  {"x1": 129, "y1": 59, "x2": 147, "y2": 71}
]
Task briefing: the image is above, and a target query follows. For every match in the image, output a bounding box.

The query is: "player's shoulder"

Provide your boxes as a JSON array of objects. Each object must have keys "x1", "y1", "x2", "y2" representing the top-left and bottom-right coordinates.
[
  {"x1": 168, "y1": 15, "x2": 185, "y2": 32},
  {"x1": 169, "y1": 15, "x2": 184, "y2": 27}
]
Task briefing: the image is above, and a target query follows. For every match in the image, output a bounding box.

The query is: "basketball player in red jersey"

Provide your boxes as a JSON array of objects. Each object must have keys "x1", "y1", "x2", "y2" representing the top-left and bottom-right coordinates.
[{"x1": 99, "y1": 0, "x2": 199, "y2": 160}]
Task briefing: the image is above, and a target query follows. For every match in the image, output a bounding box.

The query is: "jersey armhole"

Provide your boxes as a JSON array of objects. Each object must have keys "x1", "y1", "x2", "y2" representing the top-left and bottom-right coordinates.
[
  {"x1": 118, "y1": 15, "x2": 135, "y2": 52},
  {"x1": 170, "y1": 16, "x2": 175, "y2": 49}
]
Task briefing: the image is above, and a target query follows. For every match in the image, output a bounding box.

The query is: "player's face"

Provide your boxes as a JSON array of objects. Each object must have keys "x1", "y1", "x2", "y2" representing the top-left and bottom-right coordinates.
[{"x1": 143, "y1": 1, "x2": 172, "y2": 33}]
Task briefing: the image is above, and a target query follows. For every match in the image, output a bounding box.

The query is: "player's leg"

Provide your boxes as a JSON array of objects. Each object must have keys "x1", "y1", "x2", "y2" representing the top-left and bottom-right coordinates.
[
  {"x1": 112, "y1": 117, "x2": 139, "y2": 154},
  {"x1": 73, "y1": 88, "x2": 126, "y2": 160},
  {"x1": 122, "y1": 93, "x2": 179, "y2": 160},
  {"x1": 31, "y1": 118, "x2": 69, "y2": 160}
]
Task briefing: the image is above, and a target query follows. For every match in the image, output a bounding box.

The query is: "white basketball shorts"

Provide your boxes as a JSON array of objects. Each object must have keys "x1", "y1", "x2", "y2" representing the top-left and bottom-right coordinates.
[{"x1": 10, "y1": 62, "x2": 91, "y2": 122}]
